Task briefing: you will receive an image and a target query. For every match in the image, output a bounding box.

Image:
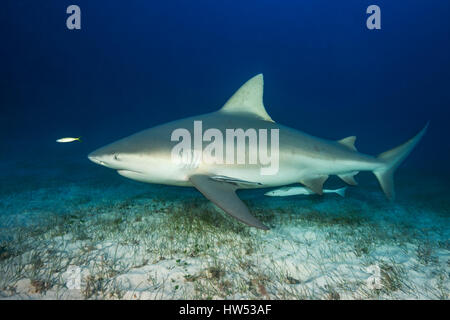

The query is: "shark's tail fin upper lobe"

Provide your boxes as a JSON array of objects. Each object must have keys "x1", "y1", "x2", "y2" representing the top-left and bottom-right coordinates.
[{"x1": 373, "y1": 122, "x2": 429, "y2": 200}]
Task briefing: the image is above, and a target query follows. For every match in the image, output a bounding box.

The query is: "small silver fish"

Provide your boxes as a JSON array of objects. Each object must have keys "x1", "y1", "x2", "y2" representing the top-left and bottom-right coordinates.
[
  {"x1": 265, "y1": 186, "x2": 347, "y2": 197},
  {"x1": 56, "y1": 137, "x2": 81, "y2": 143}
]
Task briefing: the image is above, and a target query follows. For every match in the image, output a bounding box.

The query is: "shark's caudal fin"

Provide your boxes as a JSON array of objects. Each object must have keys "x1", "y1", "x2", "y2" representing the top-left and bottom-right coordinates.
[{"x1": 373, "y1": 123, "x2": 429, "y2": 200}]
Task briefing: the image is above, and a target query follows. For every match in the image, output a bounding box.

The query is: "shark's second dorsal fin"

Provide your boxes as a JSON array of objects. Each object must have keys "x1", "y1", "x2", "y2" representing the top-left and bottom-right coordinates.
[
  {"x1": 337, "y1": 136, "x2": 357, "y2": 151},
  {"x1": 220, "y1": 74, "x2": 274, "y2": 122}
]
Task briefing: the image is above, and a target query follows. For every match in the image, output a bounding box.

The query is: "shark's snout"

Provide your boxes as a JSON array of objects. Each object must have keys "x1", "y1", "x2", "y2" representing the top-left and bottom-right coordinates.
[
  {"x1": 88, "y1": 149, "x2": 109, "y2": 166},
  {"x1": 88, "y1": 146, "x2": 133, "y2": 171},
  {"x1": 88, "y1": 153, "x2": 103, "y2": 165}
]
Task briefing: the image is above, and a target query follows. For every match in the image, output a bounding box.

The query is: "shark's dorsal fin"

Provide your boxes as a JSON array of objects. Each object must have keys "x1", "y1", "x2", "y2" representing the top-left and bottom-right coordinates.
[
  {"x1": 220, "y1": 74, "x2": 274, "y2": 122},
  {"x1": 337, "y1": 136, "x2": 357, "y2": 151}
]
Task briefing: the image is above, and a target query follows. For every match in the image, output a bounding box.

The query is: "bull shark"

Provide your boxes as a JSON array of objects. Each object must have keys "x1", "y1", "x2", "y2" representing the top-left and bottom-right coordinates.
[{"x1": 88, "y1": 74, "x2": 428, "y2": 230}]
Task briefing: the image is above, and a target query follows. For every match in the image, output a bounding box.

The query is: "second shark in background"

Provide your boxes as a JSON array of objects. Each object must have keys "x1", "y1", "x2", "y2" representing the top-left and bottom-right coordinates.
[{"x1": 265, "y1": 186, "x2": 347, "y2": 197}]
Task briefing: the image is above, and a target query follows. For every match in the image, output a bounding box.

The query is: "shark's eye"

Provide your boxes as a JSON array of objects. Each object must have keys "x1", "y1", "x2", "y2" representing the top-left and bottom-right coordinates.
[{"x1": 113, "y1": 154, "x2": 120, "y2": 161}]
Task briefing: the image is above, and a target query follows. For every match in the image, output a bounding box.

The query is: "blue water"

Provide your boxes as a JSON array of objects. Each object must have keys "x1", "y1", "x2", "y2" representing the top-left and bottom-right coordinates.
[
  {"x1": 2, "y1": 0, "x2": 449, "y2": 163},
  {"x1": 0, "y1": 1, "x2": 449, "y2": 299}
]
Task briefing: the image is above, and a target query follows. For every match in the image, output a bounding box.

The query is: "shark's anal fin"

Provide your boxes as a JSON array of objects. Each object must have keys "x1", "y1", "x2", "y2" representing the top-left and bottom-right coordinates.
[
  {"x1": 299, "y1": 175, "x2": 329, "y2": 195},
  {"x1": 189, "y1": 175, "x2": 269, "y2": 230},
  {"x1": 338, "y1": 171, "x2": 359, "y2": 185},
  {"x1": 337, "y1": 136, "x2": 357, "y2": 151}
]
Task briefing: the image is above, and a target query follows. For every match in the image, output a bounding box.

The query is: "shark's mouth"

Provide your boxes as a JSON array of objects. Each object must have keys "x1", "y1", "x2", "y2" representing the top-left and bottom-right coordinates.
[
  {"x1": 117, "y1": 170, "x2": 144, "y2": 176},
  {"x1": 89, "y1": 157, "x2": 107, "y2": 166},
  {"x1": 117, "y1": 170, "x2": 150, "y2": 183}
]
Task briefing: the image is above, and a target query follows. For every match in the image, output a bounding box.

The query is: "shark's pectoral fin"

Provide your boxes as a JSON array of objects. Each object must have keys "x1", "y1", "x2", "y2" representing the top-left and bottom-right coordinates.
[
  {"x1": 338, "y1": 171, "x2": 359, "y2": 185},
  {"x1": 189, "y1": 175, "x2": 269, "y2": 230},
  {"x1": 299, "y1": 175, "x2": 329, "y2": 195}
]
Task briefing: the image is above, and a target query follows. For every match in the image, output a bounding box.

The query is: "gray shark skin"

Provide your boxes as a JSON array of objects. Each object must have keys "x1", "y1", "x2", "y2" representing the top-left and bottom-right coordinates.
[{"x1": 88, "y1": 74, "x2": 428, "y2": 230}]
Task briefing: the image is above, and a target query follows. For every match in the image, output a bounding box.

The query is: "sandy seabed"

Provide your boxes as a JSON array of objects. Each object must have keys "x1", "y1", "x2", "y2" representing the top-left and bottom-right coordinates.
[{"x1": 0, "y1": 158, "x2": 448, "y2": 300}]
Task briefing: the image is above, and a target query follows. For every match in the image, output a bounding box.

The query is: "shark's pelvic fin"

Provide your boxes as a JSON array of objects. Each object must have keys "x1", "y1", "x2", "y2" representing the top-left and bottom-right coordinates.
[
  {"x1": 337, "y1": 136, "x2": 357, "y2": 151},
  {"x1": 189, "y1": 175, "x2": 269, "y2": 230},
  {"x1": 220, "y1": 74, "x2": 274, "y2": 122},
  {"x1": 299, "y1": 175, "x2": 329, "y2": 195},
  {"x1": 338, "y1": 171, "x2": 359, "y2": 185},
  {"x1": 374, "y1": 122, "x2": 429, "y2": 200}
]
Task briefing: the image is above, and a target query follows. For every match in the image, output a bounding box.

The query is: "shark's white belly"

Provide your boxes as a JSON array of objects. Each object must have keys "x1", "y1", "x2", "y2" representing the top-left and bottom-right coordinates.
[
  {"x1": 116, "y1": 144, "x2": 379, "y2": 189},
  {"x1": 193, "y1": 151, "x2": 378, "y2": 189}
]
